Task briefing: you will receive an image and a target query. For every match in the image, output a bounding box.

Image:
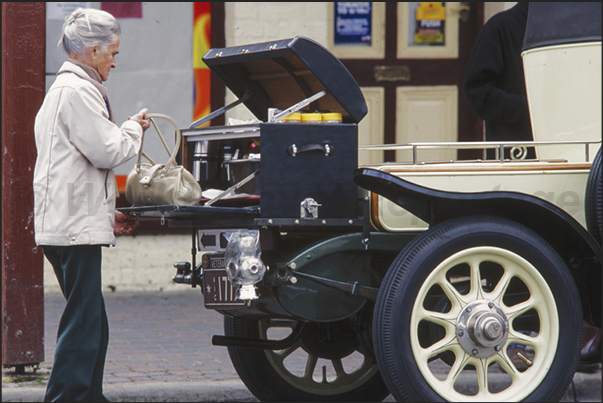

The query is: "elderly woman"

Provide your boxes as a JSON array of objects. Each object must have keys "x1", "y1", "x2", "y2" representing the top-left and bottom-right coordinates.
[{"x1": 33, "y1": 8, "x2": 149, "y2": 402}]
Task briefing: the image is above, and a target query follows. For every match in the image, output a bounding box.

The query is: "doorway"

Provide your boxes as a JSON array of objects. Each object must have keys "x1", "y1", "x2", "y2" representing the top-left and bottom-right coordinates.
[{"x1": 329, "y1": 2, "x2": 484, "y2": 164}]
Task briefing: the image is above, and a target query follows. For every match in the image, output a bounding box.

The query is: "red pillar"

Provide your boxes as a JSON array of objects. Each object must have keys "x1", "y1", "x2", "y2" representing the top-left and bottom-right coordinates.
[{"x1": 2, "y1": 2, "x2": 46, "y2": 371}]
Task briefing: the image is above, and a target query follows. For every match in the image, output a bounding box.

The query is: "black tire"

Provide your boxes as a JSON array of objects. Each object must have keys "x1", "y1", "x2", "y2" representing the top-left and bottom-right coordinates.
[
  {"x1": 373, "y1": 216, "x2": 582, "y2": 402},
  {"x1": 585, "y1": 147, "x2": 602, "y2": 246},
  {"x1": 225, "y1": 314, "x2": 390, "y2": 402}
]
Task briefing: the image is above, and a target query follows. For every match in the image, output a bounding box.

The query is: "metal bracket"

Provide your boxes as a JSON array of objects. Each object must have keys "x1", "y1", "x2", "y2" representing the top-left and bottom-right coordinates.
[
  {"x1": 292, "y1": 270, "x2": 379, "y2": 301},
  {"x1": 362, "y1": 195, "x2": 371, "y2": 250},
  {"x1": 204, "y1": 169, "x2": 259, "y2": 207},
  {"x1": 300, "y1": 198, "x2": 321, "y2": 219},
  {"x1": 189, "y1": 90, "x2": 252, "y2": 129},
  {"x1": 270, "y1": 90, "x2": 327, "y2": 122}
]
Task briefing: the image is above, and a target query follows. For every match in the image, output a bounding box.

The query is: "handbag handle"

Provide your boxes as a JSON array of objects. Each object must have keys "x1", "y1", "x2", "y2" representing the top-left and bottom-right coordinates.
[{"x1": 135, "y1": 113, "x2": 181, "y2": 175}]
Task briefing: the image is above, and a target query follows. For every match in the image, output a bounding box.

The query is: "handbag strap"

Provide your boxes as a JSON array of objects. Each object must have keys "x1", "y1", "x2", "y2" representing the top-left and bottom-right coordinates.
[
  {"x1": 135, "y1": 113, "x2": 181, "y2": 175},
  {"x1": 141, "y1": 151, "x2": 156, "y2": 165},
  {"x1": 139, "y1": 163, "x2": 166, "y2": 185}
]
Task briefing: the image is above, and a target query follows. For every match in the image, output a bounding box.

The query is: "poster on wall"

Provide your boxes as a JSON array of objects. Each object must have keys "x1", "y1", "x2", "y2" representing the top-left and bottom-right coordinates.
[
  {"x1": 100, "y1": 2, "x2": 143, "y2": 18},
  {"x1": 334, "y1": 2, "x2": 372, "y2": 46},
  {"x1": 47, "y1": 2, "x2": 91, "y2": 20},
  {"x1": 410, "y1": 2, "x2": 446, "y2": 46},
  {"x1": 47, "y1": 2, "x2": 144, "y2": 21},
  {"x1": 193, "y1": 2, "x2": 211, "y2": 123}
]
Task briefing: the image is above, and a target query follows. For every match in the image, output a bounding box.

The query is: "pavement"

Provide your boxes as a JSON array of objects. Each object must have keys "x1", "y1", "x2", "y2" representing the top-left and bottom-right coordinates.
[{"x1": 2, "y1": 290, "x2": 601, "y2": 402}]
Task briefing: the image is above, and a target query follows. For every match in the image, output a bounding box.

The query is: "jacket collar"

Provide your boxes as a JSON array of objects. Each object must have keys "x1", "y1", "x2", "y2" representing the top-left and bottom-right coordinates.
[
  {"x1": 67, "y1": 58, "x2": 103, "y2": 84},
  {"x1": 58, "y1": 60, "x2": 115, "y2": 122}
]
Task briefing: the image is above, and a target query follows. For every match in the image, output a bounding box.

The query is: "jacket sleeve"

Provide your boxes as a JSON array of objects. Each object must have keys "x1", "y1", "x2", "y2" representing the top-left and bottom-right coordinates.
[
  {"x1": 66, "y1": 82, "x2": 142, "y2": 169},
  {"x1": 462, "y1": 19, "x2": 529, "y2": 126}
]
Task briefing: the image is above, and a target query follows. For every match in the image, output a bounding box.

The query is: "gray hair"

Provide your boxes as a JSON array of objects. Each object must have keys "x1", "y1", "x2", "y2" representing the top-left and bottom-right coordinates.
[{"x1": 59, "y1": 8, "x2": 121, "y2": 56}]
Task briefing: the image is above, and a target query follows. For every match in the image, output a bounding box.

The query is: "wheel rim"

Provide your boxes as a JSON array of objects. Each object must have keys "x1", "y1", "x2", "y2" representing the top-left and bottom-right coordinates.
[
  {"x1": 260, "y1": 319, "x2": 381, "y2": 396},
  {"x1": 410, "y1": 246, "x2": 559, "y2": 401}
]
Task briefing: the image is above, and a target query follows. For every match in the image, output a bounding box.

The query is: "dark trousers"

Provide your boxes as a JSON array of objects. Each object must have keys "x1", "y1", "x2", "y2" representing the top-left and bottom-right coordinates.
[{"x1": 43, "y1": 245, "x2": 109, "y2": 402}]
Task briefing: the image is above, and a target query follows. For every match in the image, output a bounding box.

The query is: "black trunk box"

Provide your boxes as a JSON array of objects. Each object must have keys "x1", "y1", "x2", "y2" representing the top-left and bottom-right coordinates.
[{"x1": 259, "y1": 123, "x2": 358, "y2": 219}]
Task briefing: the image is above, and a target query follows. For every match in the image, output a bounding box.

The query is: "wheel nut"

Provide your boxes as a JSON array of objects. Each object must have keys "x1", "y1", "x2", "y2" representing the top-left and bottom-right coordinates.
[
  {"x1": 466, "y1": 307, "x2": 472, "y2": 313},
  {"x1": 488, "y1": 302, "x2": 495, "y2": 309},
  {"x1": 472, "y1": 349, "x2": 478, "y2": 356},
  {"x1": 495, "y1": 345, "x2": 501, "y2": 351},
  {"x1": 458, "y1": 330, "x2": 464, "y2": 337}
]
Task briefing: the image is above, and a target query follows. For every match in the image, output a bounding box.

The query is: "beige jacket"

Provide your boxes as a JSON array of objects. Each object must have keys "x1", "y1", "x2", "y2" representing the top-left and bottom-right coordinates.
[{"x1": 33, "y1": 61, "x2": 142, "y2": 246}]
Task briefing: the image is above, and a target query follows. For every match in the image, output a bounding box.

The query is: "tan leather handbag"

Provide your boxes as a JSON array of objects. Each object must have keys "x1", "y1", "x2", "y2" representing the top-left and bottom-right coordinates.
[{"x1": 125, "y1": 113, "x2": 202, "y2": 206}]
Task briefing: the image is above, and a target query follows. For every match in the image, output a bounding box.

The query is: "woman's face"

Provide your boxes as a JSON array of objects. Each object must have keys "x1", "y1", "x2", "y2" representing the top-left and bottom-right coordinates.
[{"x1": 91, "y1": 37, "x2": 120, "y2": 82}]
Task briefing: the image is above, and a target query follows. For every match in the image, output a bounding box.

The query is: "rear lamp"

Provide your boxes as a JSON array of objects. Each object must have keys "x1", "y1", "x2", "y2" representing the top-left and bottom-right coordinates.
[{"x1": 224, "y1": 230, "x2": 266, "y2": 300}]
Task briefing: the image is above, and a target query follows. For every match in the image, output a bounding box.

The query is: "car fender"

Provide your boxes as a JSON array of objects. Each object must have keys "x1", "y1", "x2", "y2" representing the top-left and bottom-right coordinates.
[{"x1": 354, "y1": 167, "x2": 602, "y2": 325}]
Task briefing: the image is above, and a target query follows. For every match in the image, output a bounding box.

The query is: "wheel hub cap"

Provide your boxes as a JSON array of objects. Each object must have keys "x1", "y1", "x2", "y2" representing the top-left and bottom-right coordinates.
[{"x1": 456, "y1": 300, "x2": 509, "y2": 358}]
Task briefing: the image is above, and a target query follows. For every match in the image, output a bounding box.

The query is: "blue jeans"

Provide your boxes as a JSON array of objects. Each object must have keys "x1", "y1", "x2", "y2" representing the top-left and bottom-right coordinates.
[{"x1": 43, "y1": 245, "x2": 109, "y2": 402}]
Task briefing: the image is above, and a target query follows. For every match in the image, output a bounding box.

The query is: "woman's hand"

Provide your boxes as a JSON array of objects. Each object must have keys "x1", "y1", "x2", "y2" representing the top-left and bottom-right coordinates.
[
  {"x1": 129, "y1": 108, "x2": 151, "y2": 131},
  {"x1": 114, "y1": 211, "x2": 140, "y2": 236}
]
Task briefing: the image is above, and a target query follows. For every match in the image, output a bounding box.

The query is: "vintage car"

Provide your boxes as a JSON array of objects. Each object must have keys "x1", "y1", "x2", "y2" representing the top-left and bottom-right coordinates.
[{"x1": 122, "y1": 3, "x2": 601, "y2": 402}]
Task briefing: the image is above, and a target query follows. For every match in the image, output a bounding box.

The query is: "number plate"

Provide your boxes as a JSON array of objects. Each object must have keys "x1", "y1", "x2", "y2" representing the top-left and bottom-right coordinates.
[{"x1": 202, "y1": 255, "x2": 246, "y2": 309}]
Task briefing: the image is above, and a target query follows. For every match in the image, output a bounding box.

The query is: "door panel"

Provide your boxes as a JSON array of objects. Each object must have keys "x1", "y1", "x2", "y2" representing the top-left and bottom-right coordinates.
[
  {"x1": 396, "y1": 85, "x2": 458, "y2": 162},
  {"x1": 359, "y1": 87, "x2": 385, "y2": 165}
]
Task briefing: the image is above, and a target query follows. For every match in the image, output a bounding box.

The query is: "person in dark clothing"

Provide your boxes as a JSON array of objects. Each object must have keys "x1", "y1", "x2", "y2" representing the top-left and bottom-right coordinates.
[{"x1": 463, "y1": 2, "x2": 534, "y2": 159}]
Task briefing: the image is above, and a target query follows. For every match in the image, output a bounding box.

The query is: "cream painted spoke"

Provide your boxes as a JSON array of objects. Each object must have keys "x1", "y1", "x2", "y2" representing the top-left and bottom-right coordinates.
[
  {"x1": 421, "y1": 333, "x2": 458, "y2": 361},
  {"x1": 416, "y1": 306, "x2": 457, "y2": 330},
  {"x1": 506, "y1": 330, "x2": 536, "y2": 347},
  {"x1": 502, "y1": 298, "x2": 534, "y2": 322},
  {"x1": 438, "y1": 279, "x2": 467, "y2": 310},
  {"x1": 474, "y1": 357, "x2": 489, "y2": 397},
  {"x1": 515, "y1": 331, "x2": 552, "y2": 356},
  {"x1": 494, "y1": 351, "x2": 521, "y2": 378},
  {"x1": 467, "y1": 256, "x2": 484, "y2": 300},
  {"x1": 487, "y1": 270, "x2": 513, "y2": 305},
  {"x1": 443, "y1": 348, "x2": 470, "y2": 387}
]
